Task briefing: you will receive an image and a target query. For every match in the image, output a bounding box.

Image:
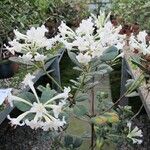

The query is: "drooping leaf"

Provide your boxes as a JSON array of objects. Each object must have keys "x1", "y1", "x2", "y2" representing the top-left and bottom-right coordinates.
[
  {"x1": 14, "y1": 92, "x2": 35, "y2": 112},
  {"x1": 126, "y1": 91, "x2": 139, "y2": 97},
  {"x1": 40, "y1": 85, "x2": 57, "y2": 103},
  {"x1": 125, "y1": 79, "x2": 135, "y2": 89},
  {"x1": 37, "y1": 85, "x2": 46, "y2": 92},
  {"x1": 131, "y1": 56, "x2": 148, "y2": 73},
  {"x1": 97, "y1": 64, "x2": 113, "y2": 73},
  {"x1": 64, "y1": 135, "x2": 73, "y2": 148},
  {"x1": 67, "y1": 51, "x2": 81, "y2": 67},
  {"x1": 126, "y1": 73, "x2": 144, "y2": 94},
  {"x1": 75, "y1": 93, "x2": 88, "y2": 102},
  {"x1": 73, "y1": 137, "x2": 83, "y2": 148},
  {"x1": 73, "y1": 105, "x2": 88, "y2": 117},
  {"x1": 101, "y1": 46, "x2": 119, "y2": 61},
  {"x1": 73, "y1": 66, "x2": 83, "y2": 71},
  {"x1": 91, "y1": 112, "x2": 119, "y2": 125}
]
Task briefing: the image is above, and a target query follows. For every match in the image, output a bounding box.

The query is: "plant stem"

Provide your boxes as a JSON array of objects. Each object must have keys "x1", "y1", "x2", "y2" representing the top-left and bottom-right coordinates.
[
  {"x1": 73, "y1": 73, "x2": 86, "y2": 101},
  {"x1": 90, "y1": 77, "x2": 95, "y2": 150},
  {"x1": 42, "y1": 63, "x2": 63, "y2": 91},
  {"x1": 101, "y1": 93, "x2": 126, "y2": 115}
]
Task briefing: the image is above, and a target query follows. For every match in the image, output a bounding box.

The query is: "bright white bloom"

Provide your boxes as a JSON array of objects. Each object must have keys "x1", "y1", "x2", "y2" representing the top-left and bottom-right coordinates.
[
  {"x1": 30, "y1": 102, "x2": 47, "y2": 118},
  {"x1": 34, "y1": 53, "x2": 47, "y2": 62},
  {"x1": 14, "y1": 29, "x2": 27, "y2": 40},
  {"x1": 58, "y1": 21, "x2": 75, "y2": 38},
  {"x1": 44, "y1": 87, "x2": 71, "y2": 105},
  {"x1": 72, "y1": 36, "x2": 90, "y2": 52},
  {"x1": 45, "y1": 101, "x2": 66, "y2": 118},
  {"x1": 7, "y1": 111, "x2": 31, "y2": 126},
  {"x1": 22, "y1": 73, "x2": 35, "y2": 86},
  {"x1": 5, "y1": 39, "x2": 23, "y2": 54},
  {"x1": 76, "y1": 17, "x2": 94, "y2": 35},
  {"x1": 127, "y1": 122, "x2": 143, "y2": 144},
  {"x1": 26, "y1": 25, "x2": 48, "y2": 47},
  {"x1": 58, "y1": 11, "x2": 124, "y2": 62},
  {"x1": 7, "y1": 73, "x2": 70, "y2": 131},
  {"x1": 46, "y1": 35, "x2": 60, "y2": 50},
  {"x1": 115, "y1": 42, "x2": 125, "y2": 50},
  {"x1": 137, "y1": 31, "x2": 147, "y2": 43},
  {"x1": 42, "y1": 116, "x2": 66, "y2": 131},
  {"x1": 99, "y1": 23, "x2": 124, "y2": 47},
  {"x1": 19, "y1": 52, "x2": 33, "y2": 63},
  {"x1": 25, "y1": 119, "x2": 43, "y2": 130},
  {"x1": 76, "y1": 53, "x2": 92, "y2": 65},
  {"x1": 5, "y1": 25, "x2": 58, "y2": 63},
  {"x1": 130, "y1": 31, "x2": 150, "y2": 55}
]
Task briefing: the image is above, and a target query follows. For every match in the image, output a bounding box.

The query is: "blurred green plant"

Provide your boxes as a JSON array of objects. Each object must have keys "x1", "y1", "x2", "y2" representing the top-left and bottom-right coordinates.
[
  {"x1": 111, "y1": 0, "x2": 150, "y2": 30},
  {"x1": 0, "y1": 0, "x2": 89, "y2": 45}
]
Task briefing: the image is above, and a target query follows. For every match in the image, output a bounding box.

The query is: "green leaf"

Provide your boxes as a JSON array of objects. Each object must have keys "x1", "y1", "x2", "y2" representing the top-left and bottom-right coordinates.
[
  {"x1": 73, "y1": 66, "x2": 82, "y2": 71},
  {"x1": 68, "y1": 51, "x2": 81, "y2": 67},
  {"x1": 75, "y1": 93, "x2": 88, "y2": 102},
  {"x1": 97, "y1": 64, "x2": 113, "y2": 73},
  {"x1": 125, "y1": 79, "x2": 135, "y2": 89},
  {"x1": 101, "y1": 46, "x2": 119, "y2": 61},
  {"x1": 73, "y1": 105, "x2": 88, "y2": 117},
  {"x1": 37, "y1": 85, "x2": 46, "y2": 92},
  {"x1": 96, "y1": 138, "x2": 104, "y2": 149},
  {"x1": 40, "y1": 85, "x2": 57, "y2": 103},
  {"x1": 126, "y1": 91, "x2": 139, "y2": 97},
  {"x1": 73, "y1": 137, "x2": 83, "y2": 148},
  {"x1": 64, "y1": 135, "x2": 73, "y2": 148},
  {"x1": 14, "y1": 92, "x2": 35, "y2": 112},
  {"x1": 91, "y1": 112, "x2": 119, "y2": 125},
  {"x1": 87, "y1": 70, "x2": 108, "y2": 76},
  {"x1": 131, "y1": 56, "x2": 148, "y2": 72},
  {"x1": 126, "y1": 73, "x2": 144, "y2": 94}
]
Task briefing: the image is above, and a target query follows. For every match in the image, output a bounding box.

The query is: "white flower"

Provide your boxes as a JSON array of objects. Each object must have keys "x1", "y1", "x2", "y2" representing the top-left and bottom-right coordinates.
[
  {"x1": 22, "y1": 73, "x2": 35, "y2": 86},
  {"x1": 127, "y1": 122, "x2": 143, "y2": 144},
  {"x1": 25, "y1": 119, "x2": 42, "y2": 129},
  {"x1": 7, "y1": 84, "x2": 70, "y2": 131},
  {"x1": 26, "y1": 25, "x2": 48, "y2": 47},
  {"x1": 58, "y1": 21, "x2": 75, "y2": 38},
  {"x1": 76, "y1": 53, "x2": 92, "y2": 65},
  {"x1": 130, "y1": 32, "x2": 150, "y2": 55},
  {"x1": 44, "y1": 87, "x2": 71, "y2": 105},
  {"x1": 46, "y1": 35, "x2": 60, "y2": 50},
  {"x1": 58, "y1": 11, "x2": 124, "y2": 61},
  {"x1": 115, "y1": 42, "x2": 125, "y2": 50},
  {"x1": 137, "y1": 31, "x2": 147, "y2": 44},
  {"x1": 30, "y1": 102, "x2": 47, "y2": 118},
  {"x1": 42, "y1": 116, "x2": 66, "y2": 131},
  {"x1": 34, "y1": 53, "x2": 47, "y2": 62},
  {"x1": 45, "y1": 101, "x2": 66, "y2": 118},
  {"x1": 76, "y1": 17, "x2": 94, "y2": 35},
  {"x1": 14, "y1": 29, "x2": 27, "y2": 40},
  {"x1": 20, "y1": 52, "x2": 33, "y2": 63},
  {"x1": 72, "y1": 36, "x2": 90, "y2": 52},
  {"x1": 5, "y1": 25, "x2": 55, "y2": 58},
  {"x1": 5, "y1": 39, "x2": 23, "y2": 54},
  {"x1": 7, "y1": 111, "x2": 31, "y2": 127}
]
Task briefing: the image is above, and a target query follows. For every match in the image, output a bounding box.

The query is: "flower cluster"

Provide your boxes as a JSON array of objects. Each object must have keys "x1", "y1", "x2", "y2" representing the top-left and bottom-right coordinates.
[
  {"x1": 127, "y1": 122, "x2": 143, "y2": 144},
  {"x1": 5, "y1": 25, "x2": 59, "y2": 63},
  {"x1": 7, "y1": 73, "x2": 71, "y2": 131},
  {"x1": 130, "y1": 31, "x2": 150, "y2": 55},
  {"x1": 58, "y1": 12, "x2": 125, "y2": 65}
]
